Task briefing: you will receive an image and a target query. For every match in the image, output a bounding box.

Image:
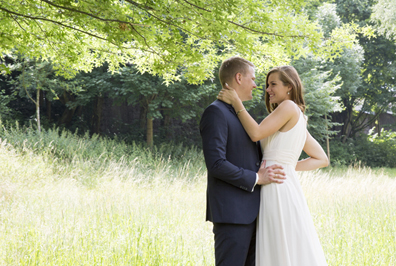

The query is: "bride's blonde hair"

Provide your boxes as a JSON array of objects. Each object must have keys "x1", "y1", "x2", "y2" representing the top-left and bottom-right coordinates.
[{"x1": 265, "y1": 66, "x2": 306, "y2": 114}]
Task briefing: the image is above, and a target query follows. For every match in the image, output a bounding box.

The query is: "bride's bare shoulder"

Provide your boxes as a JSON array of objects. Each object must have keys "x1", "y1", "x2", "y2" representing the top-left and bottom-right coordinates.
[{"x1": 277, "y1": 100, "x2": 300, "y2": 115}]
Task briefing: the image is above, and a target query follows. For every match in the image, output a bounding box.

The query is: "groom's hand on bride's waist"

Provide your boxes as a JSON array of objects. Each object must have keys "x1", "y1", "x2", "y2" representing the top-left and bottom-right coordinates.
[{"x1": 257, "y1": 160, "x2": 286, "y2": 185}]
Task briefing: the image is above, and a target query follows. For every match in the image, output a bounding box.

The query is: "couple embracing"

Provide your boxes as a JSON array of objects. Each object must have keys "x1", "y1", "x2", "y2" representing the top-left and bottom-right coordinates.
[{"x1": 200, "y1": 56, "x2": 329, "y2": 266}]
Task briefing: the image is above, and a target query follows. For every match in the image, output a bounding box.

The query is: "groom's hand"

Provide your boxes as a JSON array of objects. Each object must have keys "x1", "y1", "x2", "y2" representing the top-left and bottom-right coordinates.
[{"x1": 257, "y1": 160, "x2": 286, "y2": 185}]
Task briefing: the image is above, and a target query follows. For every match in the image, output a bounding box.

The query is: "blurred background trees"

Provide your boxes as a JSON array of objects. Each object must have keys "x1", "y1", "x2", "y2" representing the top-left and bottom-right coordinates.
[{"x1": 1, "y1": 0, "x2": 395, "y2": 167}]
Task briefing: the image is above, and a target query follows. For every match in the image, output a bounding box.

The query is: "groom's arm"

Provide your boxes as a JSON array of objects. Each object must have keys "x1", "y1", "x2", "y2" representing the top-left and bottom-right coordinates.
[{"x1": 200, "y1": 104, "x2": 257, "y2": 192}]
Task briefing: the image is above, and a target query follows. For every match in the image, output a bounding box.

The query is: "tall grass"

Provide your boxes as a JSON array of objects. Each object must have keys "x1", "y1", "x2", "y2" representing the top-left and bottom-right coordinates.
[
  {"x1": 0, "y1": 122, "x2": 205, "y2": 187},
  {"x1": 300, "y1": 168, "x2": 396, "y2": 265},
  {"x1": 0, "y1": 124, "x2": 212, "y2": 265},
  {"x1": 0, "y1": 124, "x2": 395, "y2": 265}
]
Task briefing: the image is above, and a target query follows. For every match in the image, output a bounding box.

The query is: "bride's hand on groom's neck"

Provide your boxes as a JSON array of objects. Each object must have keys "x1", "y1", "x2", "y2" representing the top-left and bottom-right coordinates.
[{"x1": 217, "y1": 83, "x2": 239, "y2": 106}]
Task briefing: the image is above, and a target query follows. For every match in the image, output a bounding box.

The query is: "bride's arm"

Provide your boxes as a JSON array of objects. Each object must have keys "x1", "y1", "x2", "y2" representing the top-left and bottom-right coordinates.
[
  {"x1": 295, "y1": 130, "x2": 329, "y2": 171},
  {"x1": 218, "y1": 84, "x2": 295, "y2": 142}
]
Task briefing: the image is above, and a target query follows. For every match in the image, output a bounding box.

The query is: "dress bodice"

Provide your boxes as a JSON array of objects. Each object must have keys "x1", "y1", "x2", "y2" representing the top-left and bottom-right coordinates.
[{"x1": 260, "y1": 111, "x2": 307, "y2": 168}]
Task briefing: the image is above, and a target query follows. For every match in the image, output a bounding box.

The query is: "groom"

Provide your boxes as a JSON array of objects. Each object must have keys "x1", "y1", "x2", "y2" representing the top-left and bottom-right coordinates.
[{"x1": 200, "y1": 56, "x2": 285, "y2": 266}]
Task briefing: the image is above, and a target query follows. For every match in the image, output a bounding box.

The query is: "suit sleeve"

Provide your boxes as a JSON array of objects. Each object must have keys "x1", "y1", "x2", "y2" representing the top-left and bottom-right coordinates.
[{"x1": 200, "y1": 104, "x2": 257, "y2": 192}]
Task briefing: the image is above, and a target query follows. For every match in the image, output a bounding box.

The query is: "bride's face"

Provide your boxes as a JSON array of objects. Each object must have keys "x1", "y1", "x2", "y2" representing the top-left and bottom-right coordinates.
[{"x1": 266, "y1": 72, "x2": 291, "y2": 104}]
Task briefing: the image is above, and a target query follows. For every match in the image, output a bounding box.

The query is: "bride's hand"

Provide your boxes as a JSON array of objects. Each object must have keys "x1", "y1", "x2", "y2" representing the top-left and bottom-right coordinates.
[{"x1": 217, "y1": 83, "x2": 240, "y2": 105}]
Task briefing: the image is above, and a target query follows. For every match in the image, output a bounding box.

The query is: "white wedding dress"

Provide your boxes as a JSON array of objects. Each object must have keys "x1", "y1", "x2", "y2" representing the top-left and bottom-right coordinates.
[{"x1": 256, "y1": 111, "x2": 327, "y2": 266}]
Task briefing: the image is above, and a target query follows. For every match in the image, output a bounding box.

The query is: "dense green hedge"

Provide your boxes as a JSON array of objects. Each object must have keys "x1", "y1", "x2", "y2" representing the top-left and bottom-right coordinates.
[{"x1": 330, "y1": 130, "x2": 396, "y2": 168}]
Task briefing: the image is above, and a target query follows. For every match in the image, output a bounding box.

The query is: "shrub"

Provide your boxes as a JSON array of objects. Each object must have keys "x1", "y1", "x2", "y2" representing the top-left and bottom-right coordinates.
[{"x1": 329, "y1": 129, "x2": 396, "y2": 168}]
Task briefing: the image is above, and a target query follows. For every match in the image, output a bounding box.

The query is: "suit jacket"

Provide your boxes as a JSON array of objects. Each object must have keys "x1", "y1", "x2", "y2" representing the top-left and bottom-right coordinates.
[{"x1": 200, "y1": 100, "x2": 262, "y2": 224}]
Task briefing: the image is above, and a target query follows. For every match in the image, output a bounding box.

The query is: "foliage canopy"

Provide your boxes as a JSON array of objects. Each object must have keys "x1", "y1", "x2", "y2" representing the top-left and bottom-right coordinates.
[
  {"x1": 372, "y1": 0, "x2": 396, "y2": 41},
  {"x1": 0, "y1": 0, "x2": 354, "y2": 83}
]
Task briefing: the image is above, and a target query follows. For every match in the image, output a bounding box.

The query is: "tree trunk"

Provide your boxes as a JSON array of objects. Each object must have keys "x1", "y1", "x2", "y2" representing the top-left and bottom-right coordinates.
[
  {"x1": 21, "y1": 69, "x2": 41, "y2": 132},
  {"x1": 341, "y1": 106, "x2": 353, "y2": 143},
  {"x1": 163, "y1": 112, "x2": 172, "y2": 140},
  {"x1": 76, "y1": 106, "x2": 83, "y2": 117},
  {"x1": 325, "y1": 114, "x2": 330, "y2": 167},
  {"x1": 39, "y1": 89, "x2": 44, "y2": 111},
  {"x1": 147, "y1": 116, "x2": 153, "y2": 148},
  {"x1": 36, "y1": 87, "x2": 41, "y2": 133},
  {"x1": 92, "y1": 95, "x2": 104, "y2": 134},
  {"x1": 139, "y1": 105, "x2": 147, "y2": 131},
  {"x1": 59, "y1": 107, "x2": 77, "y2": 125},
  {"x1": 45, "y1": 94, "x2": 52, "y2": 121},
  {"x1": 58, "y1": 91, "x2": 76, "y2": 125}
]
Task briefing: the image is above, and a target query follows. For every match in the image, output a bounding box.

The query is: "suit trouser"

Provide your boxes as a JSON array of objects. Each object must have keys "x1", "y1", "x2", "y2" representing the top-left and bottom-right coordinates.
[{"x1": 213, "y1": 219, "x2": 256, "y2": 266}]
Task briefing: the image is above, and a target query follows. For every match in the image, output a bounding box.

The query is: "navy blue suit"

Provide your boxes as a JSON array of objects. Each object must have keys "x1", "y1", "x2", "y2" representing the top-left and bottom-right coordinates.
[{"x1": 200, "y1": 100, "x2": 262, "y2": 265}]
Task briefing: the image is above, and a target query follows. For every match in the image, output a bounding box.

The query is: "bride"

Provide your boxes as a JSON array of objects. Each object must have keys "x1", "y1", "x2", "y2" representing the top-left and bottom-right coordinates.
[{"x1": 218, "y1": 65, "x2": 328, "y2": 266}]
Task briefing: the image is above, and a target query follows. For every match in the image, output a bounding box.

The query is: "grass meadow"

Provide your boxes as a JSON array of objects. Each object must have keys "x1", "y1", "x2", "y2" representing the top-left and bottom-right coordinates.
[{"x1": 0, "y1": 125, "x2": 395, "y2": 265}]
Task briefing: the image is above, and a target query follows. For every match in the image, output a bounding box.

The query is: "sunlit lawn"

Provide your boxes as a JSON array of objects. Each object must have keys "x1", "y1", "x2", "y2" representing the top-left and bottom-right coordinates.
[{"x1": 0, "y1": 137, "x2": 395, "y2": 265}]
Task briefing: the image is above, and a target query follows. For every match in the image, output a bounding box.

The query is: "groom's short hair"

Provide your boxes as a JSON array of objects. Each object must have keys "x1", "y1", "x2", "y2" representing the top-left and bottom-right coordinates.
[{"x1": 219, "y1": 56, "x2": 254, "y2": 86}]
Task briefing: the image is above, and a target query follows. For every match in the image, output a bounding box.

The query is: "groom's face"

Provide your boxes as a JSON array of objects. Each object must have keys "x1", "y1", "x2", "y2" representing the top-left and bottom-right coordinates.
[{"x1": 237, "y1": 66, "x2": 257, "y2": 102}]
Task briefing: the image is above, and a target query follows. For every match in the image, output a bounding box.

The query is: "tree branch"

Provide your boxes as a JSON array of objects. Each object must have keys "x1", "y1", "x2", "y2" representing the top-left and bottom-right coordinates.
[
  {"x1": 124, "y1": 0, "x2": 211, "y2": 41},
  {"x1": 153, "y1": 0, "x2": 308, "y2": 39},
  {"x1": 119, "y1": 0, "x2": 155, "y2": 11},
  {"x1": 11, "y1": 15, "x2": 28, "y2": 33},
  {"x1": 1, "y1": 6, "x2": 163, "y2": 56},
  {"x1": 226, "y1": 20, "x2": 306, "y2": 38},
  {"x1": 352, "y1": 106, "x2": 386, "y2": 133},
  {"x1": 180, "y1": 0, "x2": 212, "y2": 12},
  {"x1": 23, "y1": 85, "x2": 37, "y2": 104},
  {"x1": 0, "y1": 6, "x2": 109, "y2": 40},
  {"x1": 40, "y1": 0, "x2": 149, "y2": 27},
  {"x1": 20, "y1": 66, "x2": 37, "y2": 105}
]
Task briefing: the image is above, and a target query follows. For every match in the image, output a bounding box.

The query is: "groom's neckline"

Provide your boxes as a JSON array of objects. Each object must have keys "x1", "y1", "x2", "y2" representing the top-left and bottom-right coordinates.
[
  {"x1": 217, "y1": 99, "x2": 232, "y2": 108},
  {"x1": 217, "y1": 99, "x2": 236, "y2": 115}
]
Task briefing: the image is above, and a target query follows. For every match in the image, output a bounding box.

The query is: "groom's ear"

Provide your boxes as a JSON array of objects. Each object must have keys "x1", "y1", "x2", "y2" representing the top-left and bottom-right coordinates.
[{"x1": 235, "y1": 72, "x2": 242, "y2": 85}]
